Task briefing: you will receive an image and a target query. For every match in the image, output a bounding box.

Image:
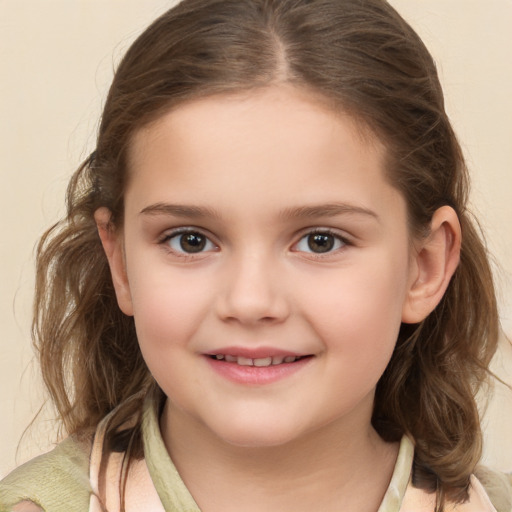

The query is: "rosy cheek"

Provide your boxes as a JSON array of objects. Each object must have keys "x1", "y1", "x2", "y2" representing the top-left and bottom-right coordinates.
[{"x1": 130, "y1": 276, "x2": 207, "y2": 349}]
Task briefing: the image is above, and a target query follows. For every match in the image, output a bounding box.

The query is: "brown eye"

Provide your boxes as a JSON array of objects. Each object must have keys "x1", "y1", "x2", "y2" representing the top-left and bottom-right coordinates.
[
  {"x1": 180, "y1": 233, "x2": 206, "y2": 253},
  {"x1": 308, "y1": 233, "x2": 335, "y2": 253},
  {"x1": 165, "y1": 230, "x2": 215, "y2": 254},
  {"x1": 295, "y1": 231, "x2": 345, "y2": 254}
]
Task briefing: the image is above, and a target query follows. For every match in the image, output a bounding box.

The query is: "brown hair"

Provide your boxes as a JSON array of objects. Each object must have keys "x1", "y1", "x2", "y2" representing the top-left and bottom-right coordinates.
[{"x1": 33, "y1": 0, "x2": 499, "y2": 509}]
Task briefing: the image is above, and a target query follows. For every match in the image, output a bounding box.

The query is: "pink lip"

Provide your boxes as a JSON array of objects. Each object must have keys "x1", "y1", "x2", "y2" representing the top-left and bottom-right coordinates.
[{"x1": 203, "y1": 347, "x2": 313, "y2": 386}]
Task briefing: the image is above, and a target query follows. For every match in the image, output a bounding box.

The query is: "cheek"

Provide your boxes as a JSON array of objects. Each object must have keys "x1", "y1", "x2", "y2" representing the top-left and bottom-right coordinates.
[
  {"x1": 303, "y1": 250, "x2": 410, "y2": 359},
  {"x1": 128, "y1": 275, "x2": 208, "y2": 397},
  {"x1": 127, "y1": 267, "x2": 211, "y2": 353}
]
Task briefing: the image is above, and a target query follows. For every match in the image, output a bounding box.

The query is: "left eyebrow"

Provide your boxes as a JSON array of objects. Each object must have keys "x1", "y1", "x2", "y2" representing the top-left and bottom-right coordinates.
[{"x1": 279, "y1": 203, "x2": 379, "y2": 222}]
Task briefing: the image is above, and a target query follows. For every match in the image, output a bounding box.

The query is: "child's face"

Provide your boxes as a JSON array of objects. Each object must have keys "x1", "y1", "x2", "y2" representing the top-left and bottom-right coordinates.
[{"x1": 111, "y1": 85, "x2": 420, "y2": 447}]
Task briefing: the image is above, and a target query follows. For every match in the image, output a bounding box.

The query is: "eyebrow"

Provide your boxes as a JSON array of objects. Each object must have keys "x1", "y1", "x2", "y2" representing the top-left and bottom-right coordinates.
[
  {"x1": 140, "y1": 203, "x2": 220, "y2": 219},
  {"x1": 139, "y1": 202, "x2": 379, "y2": 221},
  {"x1": 279, "y1": 203, "x2": 379, "y2": 222}
]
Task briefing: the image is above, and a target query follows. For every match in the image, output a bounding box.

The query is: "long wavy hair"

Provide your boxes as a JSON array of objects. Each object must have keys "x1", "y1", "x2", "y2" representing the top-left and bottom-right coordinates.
[{"x1": 33, "y1": 0, "x2": 499, "y2": 509}]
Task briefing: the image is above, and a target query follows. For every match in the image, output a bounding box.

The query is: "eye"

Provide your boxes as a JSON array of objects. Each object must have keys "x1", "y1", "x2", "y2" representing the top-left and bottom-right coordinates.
[
  {"x1": 164, "y1": 230, "x2": 216, "y2": 254},
  {"x1": 294, "y1": 231, "x2": 346, "y2": 254}
]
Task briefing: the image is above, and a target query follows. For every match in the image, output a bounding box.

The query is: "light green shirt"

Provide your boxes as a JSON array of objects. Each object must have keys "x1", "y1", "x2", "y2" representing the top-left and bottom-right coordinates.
[{"x1": 1, "y1": 394, "x2": 510, "y2": 511}]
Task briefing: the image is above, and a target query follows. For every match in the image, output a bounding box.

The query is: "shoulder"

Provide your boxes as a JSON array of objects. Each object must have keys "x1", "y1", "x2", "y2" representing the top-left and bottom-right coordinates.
[
  {"x1": 474, "y1": 465, "x2": 512, "y2": 512},
  {"x1": 400, "y1": 464, "x2": 512, "y2": 511},
  {"x1": 0, "y1": 435, "x2": 92, "y2": 512},
  {"x1": 9, "y1": 502, "x2": 43, "y2": 512}
]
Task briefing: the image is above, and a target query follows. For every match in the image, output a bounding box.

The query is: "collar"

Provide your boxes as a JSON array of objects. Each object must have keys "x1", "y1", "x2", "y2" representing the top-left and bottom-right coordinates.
[{"x1": 141, "y1": 392, "x2": 415, "y2": 512}]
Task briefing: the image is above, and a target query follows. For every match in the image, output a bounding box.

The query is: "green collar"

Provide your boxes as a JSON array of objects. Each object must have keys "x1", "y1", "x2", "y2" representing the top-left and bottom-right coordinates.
[{"x1": 141, "y1": 392, "x2": 413, "y2": 512}]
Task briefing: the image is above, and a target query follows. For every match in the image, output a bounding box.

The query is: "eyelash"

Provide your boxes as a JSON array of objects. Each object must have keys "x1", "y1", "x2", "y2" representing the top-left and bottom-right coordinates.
[
  {"x1": 158, "y1": 228, "x2": 218, "y2": 258},
  {"x1": 292, "y1": 229, "x2": 350, "y2": 258},
  {"x1": 158, "y1": 228, "x2": 351, "y2": 258}
]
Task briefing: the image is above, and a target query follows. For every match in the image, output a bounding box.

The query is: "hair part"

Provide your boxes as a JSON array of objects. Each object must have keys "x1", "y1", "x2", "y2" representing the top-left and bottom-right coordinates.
[{"x1": 33, "y1": 1, "x2": 499, "y2": 509}]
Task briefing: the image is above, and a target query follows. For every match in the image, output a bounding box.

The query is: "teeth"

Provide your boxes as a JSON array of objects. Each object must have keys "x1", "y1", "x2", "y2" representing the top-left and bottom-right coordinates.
[
  {"x1": 254, "y1": 357, "x2": 272, "y2": 367},
  {"x1": 212, "y1": 354, "x2": 301, "y2": 366}
]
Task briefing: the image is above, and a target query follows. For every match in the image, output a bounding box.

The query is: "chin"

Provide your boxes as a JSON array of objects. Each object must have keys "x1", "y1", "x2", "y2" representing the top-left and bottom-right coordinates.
[
  {"x1": 211, "y1": 419, "x2": 306, "y2": 449},
  {"x1": 220, "y1": 432, "x2": 297, "y2": 449}
]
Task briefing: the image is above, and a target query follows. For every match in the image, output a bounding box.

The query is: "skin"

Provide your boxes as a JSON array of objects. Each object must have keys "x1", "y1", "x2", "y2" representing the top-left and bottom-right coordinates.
[{"x1": 96, "y1": 85, "x2": 461, "y2": 512}]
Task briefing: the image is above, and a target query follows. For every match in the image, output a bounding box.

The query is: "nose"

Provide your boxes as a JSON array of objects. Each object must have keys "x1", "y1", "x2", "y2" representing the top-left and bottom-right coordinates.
[{"x1": 215, "y1": 251, "x2": 290, "y2": 326}]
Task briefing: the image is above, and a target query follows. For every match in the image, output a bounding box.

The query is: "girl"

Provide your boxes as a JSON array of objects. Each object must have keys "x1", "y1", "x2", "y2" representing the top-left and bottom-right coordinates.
[{"x1": 1, "y1": 0, "x2": 511, "y2": 511}]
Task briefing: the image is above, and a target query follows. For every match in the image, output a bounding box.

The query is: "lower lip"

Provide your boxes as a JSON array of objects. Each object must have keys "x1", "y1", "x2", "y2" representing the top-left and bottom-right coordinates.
[{"x1": 205, "y1": 356, "x2": 312, "y2": 385}]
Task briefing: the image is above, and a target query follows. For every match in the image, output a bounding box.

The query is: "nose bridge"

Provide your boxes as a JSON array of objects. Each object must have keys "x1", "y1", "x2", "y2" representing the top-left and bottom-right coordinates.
[{"x1": 217, "y1": 245, "x2": 289, "y2": 324}]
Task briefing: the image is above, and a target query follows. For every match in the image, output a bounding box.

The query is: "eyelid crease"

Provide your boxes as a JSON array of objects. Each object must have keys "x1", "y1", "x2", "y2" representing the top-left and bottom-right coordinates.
[
  {"x1": 158, "y1": 226, "x2": 217, "y2": 244},
  {"x1": 294, "y1": 226, "x2": 354, "y2": 243}
]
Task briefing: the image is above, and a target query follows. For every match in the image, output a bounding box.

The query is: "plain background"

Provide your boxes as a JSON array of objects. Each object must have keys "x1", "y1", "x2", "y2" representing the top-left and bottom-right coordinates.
[{"x1": 1, "y1": 0, "x2": 511, "y2": 479}]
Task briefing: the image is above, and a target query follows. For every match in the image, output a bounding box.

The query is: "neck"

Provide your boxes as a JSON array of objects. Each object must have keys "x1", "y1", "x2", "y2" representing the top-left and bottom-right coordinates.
[{"x1": 160, "y1": 398, "x2": 399, "y2": 512}]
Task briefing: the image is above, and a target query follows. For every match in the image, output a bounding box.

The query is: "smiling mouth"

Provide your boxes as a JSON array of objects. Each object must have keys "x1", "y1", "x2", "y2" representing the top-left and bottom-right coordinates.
[{"x1": 207, "y1": 354, "x2": 311, "y2": 367}]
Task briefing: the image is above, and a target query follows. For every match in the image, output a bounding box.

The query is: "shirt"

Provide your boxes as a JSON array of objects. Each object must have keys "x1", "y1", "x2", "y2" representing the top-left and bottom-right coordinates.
[{"x1": 1, "y1": 393, "x2": 511, "y2": 511}]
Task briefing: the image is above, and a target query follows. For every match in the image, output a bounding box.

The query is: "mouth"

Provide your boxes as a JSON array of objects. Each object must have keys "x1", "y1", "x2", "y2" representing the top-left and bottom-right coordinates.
[
  {"x1": 206, "y1": 354, "x2": 312, "y2": 367},
  {"x1": 204, "y1": 350, "x2": 314, "y2": 385}
]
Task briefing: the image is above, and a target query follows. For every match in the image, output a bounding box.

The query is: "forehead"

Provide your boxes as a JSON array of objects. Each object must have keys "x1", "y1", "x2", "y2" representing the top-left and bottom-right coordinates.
[
  {"x1": 128, "y1": 85, "x2": 381, "y2": 170},
  {"x1": 124, "y1": 85, "x2": 402, "y2": 224}
]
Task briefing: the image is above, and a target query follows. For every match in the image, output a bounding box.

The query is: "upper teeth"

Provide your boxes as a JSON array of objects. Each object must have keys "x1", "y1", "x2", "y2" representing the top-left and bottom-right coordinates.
[{"x1": 214, "y1": 355, "x2": 300, "y2": 366}]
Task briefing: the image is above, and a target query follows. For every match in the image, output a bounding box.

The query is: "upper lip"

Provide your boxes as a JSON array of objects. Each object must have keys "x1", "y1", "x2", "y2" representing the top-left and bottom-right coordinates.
[{"x1": 204, "y1": 346, "x2": 309, "y2": 359}]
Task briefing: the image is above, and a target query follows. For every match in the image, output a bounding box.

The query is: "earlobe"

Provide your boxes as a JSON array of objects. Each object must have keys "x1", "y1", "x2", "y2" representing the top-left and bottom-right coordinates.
[
  {"x1": 402, "y1": 206, "x2": 461, "y2": 324},
  {"x1": 94, "y1": 207, "x2": 134, "y2": 316}
]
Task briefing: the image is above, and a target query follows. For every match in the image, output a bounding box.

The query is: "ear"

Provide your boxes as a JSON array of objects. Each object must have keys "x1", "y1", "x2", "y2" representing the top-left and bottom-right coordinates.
[
  {"x1": 402, "y1": 206, "x2": 461, "y2": 324},
  {"x1": 94, "y1": 207, "x2": 134, "y2": 316}
]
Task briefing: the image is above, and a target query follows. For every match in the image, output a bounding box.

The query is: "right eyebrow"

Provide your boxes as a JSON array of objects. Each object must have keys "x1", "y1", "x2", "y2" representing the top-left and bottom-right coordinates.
[{"x1": 139, "y1": 202, "x2": 221, "y2": 219}]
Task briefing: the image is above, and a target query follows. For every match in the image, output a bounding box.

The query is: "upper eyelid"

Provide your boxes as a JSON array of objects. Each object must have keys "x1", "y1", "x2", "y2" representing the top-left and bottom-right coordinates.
[
  {"x1": 156, "y1": 226, "x2": 353, "y2": 248},
  {"x1": 158, "y1": 228, "x2": 218, "y2": 259},
  {"x1": 290, "y1": 229, "x2": 349, "y2": 253},
  {"x1": 158, "y1": 226, "x2": 216, "y2": 242},
  {"x1": 294, "y1": 227, "x2": 352, "y2": 243}
]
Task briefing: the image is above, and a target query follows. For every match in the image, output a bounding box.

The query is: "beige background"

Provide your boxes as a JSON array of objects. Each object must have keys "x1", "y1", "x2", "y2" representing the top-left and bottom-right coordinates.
[{"x1": 1, "y1": 1, "x2": 511, "y2": 479}]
